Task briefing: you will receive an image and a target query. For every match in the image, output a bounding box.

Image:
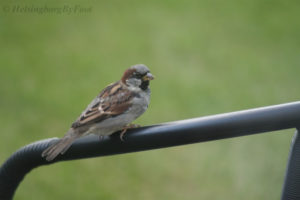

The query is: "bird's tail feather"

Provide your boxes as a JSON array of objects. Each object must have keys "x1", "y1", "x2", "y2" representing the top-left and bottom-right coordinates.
[{"x1": 42, "y1": 130, "x2": 78, "y2": 161}]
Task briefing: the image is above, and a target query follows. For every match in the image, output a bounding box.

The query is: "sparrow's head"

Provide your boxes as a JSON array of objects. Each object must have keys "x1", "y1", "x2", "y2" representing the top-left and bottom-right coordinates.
[{"x1": 122, "y1": 64, "x2": 154, "y2": 90}]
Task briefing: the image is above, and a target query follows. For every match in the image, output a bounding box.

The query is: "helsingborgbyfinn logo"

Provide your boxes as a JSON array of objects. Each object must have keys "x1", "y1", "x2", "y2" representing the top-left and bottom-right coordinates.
[{"x1": 2, "y1": 4, "x2": 92, "y2": 14}]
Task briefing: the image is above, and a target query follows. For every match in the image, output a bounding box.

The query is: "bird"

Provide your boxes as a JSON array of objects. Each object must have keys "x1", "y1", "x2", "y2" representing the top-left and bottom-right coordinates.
[{"x1": 42, "y1": 64, "x2": 154, "y2": 161}]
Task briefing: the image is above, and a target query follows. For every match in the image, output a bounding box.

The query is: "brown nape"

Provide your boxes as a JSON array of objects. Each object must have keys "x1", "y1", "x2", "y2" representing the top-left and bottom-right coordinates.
[{"x1": 121, "y1": 68, "x2": 136, "y2": 84}]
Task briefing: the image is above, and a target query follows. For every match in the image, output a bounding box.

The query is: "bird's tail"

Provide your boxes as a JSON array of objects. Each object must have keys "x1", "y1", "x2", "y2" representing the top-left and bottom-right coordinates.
[{"x1": 42, "y1": 129, "x2": 78, "y2": 161}]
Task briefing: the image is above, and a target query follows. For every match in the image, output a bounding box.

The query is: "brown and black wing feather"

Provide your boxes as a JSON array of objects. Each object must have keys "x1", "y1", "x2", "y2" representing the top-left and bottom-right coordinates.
[
  {"x1": 42, "y1": 81, "x2": 135, "y2": 161},
  {"x1": 71, "y1": 81, "x2": 134, "y2": 128}
]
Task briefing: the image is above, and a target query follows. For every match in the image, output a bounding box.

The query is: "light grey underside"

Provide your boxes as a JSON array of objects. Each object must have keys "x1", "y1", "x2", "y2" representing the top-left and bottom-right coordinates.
[{"x1": 83, "y1": 88, "x2": 151, "y2": 136}]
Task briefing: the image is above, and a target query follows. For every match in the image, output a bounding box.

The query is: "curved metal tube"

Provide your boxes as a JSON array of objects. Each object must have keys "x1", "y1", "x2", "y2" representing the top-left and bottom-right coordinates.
[
  {"x1": 281, "y1": 128, "x2": 300, "y2": 200},
  {"x1": 1, "y1": 101, "x2": 300, "y2": 200}
]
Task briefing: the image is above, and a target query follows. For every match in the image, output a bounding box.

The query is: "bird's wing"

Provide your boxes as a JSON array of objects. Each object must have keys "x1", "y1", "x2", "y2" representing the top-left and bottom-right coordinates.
[{"x1": 71, "y1": 81, "x2": 135, "y2": 128}]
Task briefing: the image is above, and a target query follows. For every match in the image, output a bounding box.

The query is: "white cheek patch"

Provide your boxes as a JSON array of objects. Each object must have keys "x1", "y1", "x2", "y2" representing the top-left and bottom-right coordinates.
[{"x1": 126, "y1": 78, "x2": 142, "y2": 88}]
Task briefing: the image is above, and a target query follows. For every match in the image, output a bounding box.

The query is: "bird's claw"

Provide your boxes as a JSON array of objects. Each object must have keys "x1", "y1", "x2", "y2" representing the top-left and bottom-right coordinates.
[{"x1": 120, "y1": 124, "x2": 141, "y2": 141}]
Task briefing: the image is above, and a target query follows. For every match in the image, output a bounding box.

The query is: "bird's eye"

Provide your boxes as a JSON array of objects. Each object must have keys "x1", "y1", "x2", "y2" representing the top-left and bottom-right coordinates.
[{"x1": 132, "y1": 72, "x2": 143, "y2": 79}]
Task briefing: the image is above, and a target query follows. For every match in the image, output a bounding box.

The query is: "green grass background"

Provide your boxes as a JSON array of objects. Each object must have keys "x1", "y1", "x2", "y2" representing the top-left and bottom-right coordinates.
[{"x1": 1, "y1": 0, "x2": 300, "y2": 199}]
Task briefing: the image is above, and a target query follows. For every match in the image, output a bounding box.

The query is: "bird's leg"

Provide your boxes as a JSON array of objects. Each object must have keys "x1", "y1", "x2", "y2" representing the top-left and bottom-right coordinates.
[{"x1": 120, "y1": 124, "x2": 141, "y2": 141}]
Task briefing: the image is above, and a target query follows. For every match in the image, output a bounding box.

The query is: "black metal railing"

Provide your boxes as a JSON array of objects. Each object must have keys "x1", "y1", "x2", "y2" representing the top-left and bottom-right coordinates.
[{"x1": 1, "y1": 101, "x2": 300, "y2": 200}]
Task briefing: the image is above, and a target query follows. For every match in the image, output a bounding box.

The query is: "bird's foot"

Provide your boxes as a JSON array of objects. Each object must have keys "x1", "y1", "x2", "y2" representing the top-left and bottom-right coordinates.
[{"x1": 120, "y1": 124, "x2": 141, "y2": 141}]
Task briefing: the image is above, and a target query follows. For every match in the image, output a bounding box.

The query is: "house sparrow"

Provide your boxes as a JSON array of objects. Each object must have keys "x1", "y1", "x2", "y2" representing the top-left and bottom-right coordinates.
[{"x1": 42, "y1": 64, "x2": 154, "y2": 161}]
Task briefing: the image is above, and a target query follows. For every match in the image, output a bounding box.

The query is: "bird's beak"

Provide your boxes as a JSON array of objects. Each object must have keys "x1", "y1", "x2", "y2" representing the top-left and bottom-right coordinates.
[{"x1": 142, "y1": 73, "x2": 155, "y2": 81}]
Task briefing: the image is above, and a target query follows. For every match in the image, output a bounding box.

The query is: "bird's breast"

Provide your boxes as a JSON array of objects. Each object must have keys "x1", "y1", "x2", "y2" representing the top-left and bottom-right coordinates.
[{"x1": 87, "y1": 90, "x2": 150, "y2": 136}]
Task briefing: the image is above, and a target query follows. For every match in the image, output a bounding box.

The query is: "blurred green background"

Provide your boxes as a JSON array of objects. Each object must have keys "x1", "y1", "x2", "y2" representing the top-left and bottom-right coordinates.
[{"x1": 1, "y1": 0, "x2": 300, "y2": 199}]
